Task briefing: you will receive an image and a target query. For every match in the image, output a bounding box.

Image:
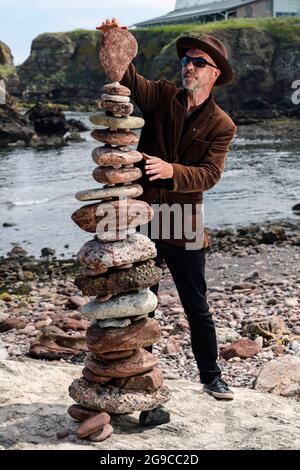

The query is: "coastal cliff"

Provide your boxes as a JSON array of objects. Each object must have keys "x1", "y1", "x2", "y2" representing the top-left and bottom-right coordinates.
[{"x1": 6, "y1": 17, "x2": 300, "y2": 118}]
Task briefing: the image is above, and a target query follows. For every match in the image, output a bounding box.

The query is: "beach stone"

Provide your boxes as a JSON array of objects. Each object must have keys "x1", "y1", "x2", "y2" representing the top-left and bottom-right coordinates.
[
  {"x1": 96, "y1": 229, "x2": 136, "y2": 242},
  {"x1": 77, "y1": 233, "x2": 157, "y2": 271},
  {"x1": 89, "y1": 423, "x2": 113, "y2": 442},
  {"x1": 99, "y1": 28, "x2": 138, "y2": 82},
  {"x1": 86, "y1": 317, "x2": 161, "y2": 354},
  {"x1": 95, "y1": 318, "x2": 131, "y2": 329},
  {"x1": 220, "y1": 339, "x2": 261, "y2": 360},
  {"x1": 71, "y1": 199, "x2": 153, "y2": 233},
  {"x1": 139, "y1": 405, "x2": 171, "y2": 426},
  {"x1": 82, "y1": 368, "x2": 112, "y2": 384},
  {"x1": 102, "y1": 82, "x2": 131, "y2": 96},
  {"x1": 81, "y1": 289, "x2": 158, "y2": 320},
  {"x1": 75, "y1": 259, "x2": 161, "y2": 297},
  {"x1": 242, "y1": 317, "x2": 286, "y2": 341},
  {"x1": 29, "y1": 325, "x2": 87, "y2": 360},
  {"x1": 97, "y1": 100, "x2": 133, "y2": 117},
  {"x1": 75, "y1": 412, "x2": 110, "y2": 438},
  {"x1": 98, "y1": 350, "x2": 135, "y2": 360},
  {"x1": 90, "y1": 112, "x2": 144, "y2": 130},
  {"x1": 114, "y1": 367, "x2": 163, "y2": 390},
  {"x1": 75, "y1": 184, "x2": 143, "y2": 202},
  {"x1": 91, "y1": 129, "x2": 139, "y2": 146},
  {"x1": 254, "y1": 356, "x2": 300, "y2": 400},
  {"x1": 93, "y1": 166, "x2": 141, "y2": 185},
  {"x1": 67, "y1": 404, "x2": 99, "y2": 422},
  {"x1": 84, "y1": 349, "x2": 158, "y2": 378},
  {"x1": 52, "y1": 313, "x2": 90, "y2": 332},
  {"x1": 92, "y1": 146, "x2": 142, "y2": 167},
  {"x1": 101, "y1": 93, "x2": 130, "y2": 103},
  {"x1": 69, "y1": 377, "x2": 170, "y2": 413}
]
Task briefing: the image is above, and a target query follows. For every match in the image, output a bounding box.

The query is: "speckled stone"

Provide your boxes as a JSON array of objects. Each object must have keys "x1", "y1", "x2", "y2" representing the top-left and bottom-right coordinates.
[
  {"x1": 75, "y1": 184, "x2": 143, "y2": 202},
  {"x1": 93, "y1": 166, "x2": 142, "y2": 185},
  {"x1": 97, "y1": 100, "x2": 134, "y2": 117},
  {"x1": 84, "y1": 349, "x2": 158, "y2": 378},
  {"x1": 99, "y1": 28, "x2": 138, "y2": 82},
  {"x1": 69, "y1": 377, "x2": 170, "y2": 413},
  {"x1": 81, "y1": 289, "x2": 158, "y2": 320},
  {"x1": 92, "y1": 146, "x2": 142, "y2": 167},
  {"x1": 75, "y1": 259, "x2": 161, "y2": 297},
  {"x1": 101, "y1": 93, "x2": 130, "y2": 103},
  {"x1": 86, "y1": 317, "x2": 161, "y2": 354},
  {"x1": 90, "y1": 112, "x2": 145, "y2": 130},
  {"x1": 72, "y1": 199, "x2": 153, "y2": 234},
  {"x1": 91, "y1": 129, "x2": 139, "y2": 146},
  {"x1": 102, "y1": 83, "x2": 131, "y2": 96},
  {"x1": 77, "y1": 234, "x2": 157, "y2": 271}
]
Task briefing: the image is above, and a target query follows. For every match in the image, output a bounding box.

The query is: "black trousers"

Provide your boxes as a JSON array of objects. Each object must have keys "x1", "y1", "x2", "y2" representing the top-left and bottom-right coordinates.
[{"x1": 146, "y1": 239, "x2": 221, "y2": 384}]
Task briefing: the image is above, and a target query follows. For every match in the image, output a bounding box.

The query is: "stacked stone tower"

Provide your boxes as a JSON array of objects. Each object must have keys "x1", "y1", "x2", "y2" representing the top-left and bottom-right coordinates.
[{"x1": 67, "y1": 26, "x2": 170, "y2": 442}]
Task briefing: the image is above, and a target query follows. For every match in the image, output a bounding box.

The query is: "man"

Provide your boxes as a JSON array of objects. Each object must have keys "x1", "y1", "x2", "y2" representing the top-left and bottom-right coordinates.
[{"x1": 100, "y1": 19, "x2": 237, "y2": 423}]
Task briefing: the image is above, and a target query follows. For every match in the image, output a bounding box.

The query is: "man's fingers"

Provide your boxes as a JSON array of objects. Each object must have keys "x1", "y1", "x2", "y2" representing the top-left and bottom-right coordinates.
[
  {"x1": 146, "y1": 169, "x2": 160, "y2": 175},
  {"x1": 149, "y1": 174, "x2": 162, "y2": 181}
]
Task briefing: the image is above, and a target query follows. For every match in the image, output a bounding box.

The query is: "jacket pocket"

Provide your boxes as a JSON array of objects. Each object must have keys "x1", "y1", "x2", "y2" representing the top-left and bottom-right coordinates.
[{"x1": 185, "y1": 139, "x2": 210, "y2": 163}]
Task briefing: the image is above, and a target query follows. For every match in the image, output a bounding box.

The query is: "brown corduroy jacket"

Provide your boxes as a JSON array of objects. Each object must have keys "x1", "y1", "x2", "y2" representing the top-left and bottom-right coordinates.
[{"x1": 120, "y1": 63, "x2": 237, "y2": 249}]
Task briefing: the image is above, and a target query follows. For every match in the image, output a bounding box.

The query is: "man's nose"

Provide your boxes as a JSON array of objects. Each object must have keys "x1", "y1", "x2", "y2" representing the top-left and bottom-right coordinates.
[{"x1": 185, "y1": 61, "x2": 194, "y2": 71}]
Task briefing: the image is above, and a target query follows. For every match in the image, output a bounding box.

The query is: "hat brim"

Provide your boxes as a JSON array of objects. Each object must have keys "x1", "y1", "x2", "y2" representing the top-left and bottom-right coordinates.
[{"x1": 176, "y1": 36, "x2": 234, "y2": 87}]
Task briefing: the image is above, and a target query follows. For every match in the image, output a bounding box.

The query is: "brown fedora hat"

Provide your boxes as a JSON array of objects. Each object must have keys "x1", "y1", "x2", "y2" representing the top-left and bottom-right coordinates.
[{"x1": 176, "y1": 34, "x2": 234, "y2": 87}]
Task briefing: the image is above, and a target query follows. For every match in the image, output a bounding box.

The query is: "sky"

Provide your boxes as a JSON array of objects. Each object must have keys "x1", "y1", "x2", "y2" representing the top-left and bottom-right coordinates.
[{"x1": 0, "y1": 0, "x2": 175, "y2": 65}]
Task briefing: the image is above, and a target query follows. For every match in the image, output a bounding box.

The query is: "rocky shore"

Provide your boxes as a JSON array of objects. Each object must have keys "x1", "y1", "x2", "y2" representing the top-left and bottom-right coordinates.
[{"x1": 1, "y1": 219, "x2": 299, "y2": 399}]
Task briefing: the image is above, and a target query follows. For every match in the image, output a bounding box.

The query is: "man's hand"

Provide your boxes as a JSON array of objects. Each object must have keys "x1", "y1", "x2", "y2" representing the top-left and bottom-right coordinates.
[
  {"x1": 143, "y1": 153, "x2": 174, "y2": 181},
  {"x1": 96, "y1": 18, "x2": 128, "y2": 33}
]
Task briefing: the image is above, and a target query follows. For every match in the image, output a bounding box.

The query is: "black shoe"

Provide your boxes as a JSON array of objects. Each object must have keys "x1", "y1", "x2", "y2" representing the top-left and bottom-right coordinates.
[
  {"x1": 139, "y1": 405, "x2": 170, "y2": 426},
  {"x1": 203, "y1": 377, "x2": 234, "y2": 400}
]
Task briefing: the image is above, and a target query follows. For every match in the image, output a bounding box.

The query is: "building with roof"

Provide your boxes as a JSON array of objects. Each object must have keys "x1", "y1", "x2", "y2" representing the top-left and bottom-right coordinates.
[{"x1": 134, "y1": 0, "x2": 300, "y2": 27}]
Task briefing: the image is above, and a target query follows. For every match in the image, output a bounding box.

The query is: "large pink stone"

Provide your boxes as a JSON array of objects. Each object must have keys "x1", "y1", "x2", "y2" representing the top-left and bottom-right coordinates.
[{"x1": 99, "y1": 29, "x2": 138, "y2": 82}]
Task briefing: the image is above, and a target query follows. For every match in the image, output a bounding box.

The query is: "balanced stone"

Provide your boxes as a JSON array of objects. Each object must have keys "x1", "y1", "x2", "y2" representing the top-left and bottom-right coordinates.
[
  {"x1": 75, "y1": 259, "x2": 161, "y2": 297},
  {"x1": 99, "y1": 28, "x2": 138, "y2": 82},
  {"x1": 77, "y1": 234, "x2": 157, "y2": 271},
  {"x1": 75, "y1": 412, "x2": 110, "y2": 438},
  {"x1": 102, "y1": 83, "x2": 131, "y2": 96},
  {"x1": 81, "y1": 289, "x2": 157, "y2": 320},
  {"x1": 82, "y1": 367, "x2": 112, "y2": 384},
  {"x1": 101, "y1": 93, "x2": 130, "y2": 103},
  {"x1": 98, "y1": 350, "x2": 135, "y2": 360},
  {"x1": 114, "y1": 367, "x2": 163, "y2": 390},
  {"x1": 75, "y1": 184, "x2": 143, "y2": 202},
  {"x1": 84, "y1": 349, "x2": 158, "y2": 378},
  {"x1": 96, "y1": 228, "x2": 136, "y2": 242},
  {"x1": 92, "y1": 146, "x2": 142, "y2": 167},
  {"x1": 86, "y1": 317, "x2": 161, "y2": 354},
  {"x1": 69, "y1": 377, "x2": 170, "y2": 413},
  {"x1": 72, "y1": 199, "x2": 153, "y2": 233},
  {"x1": 90, "y1": 112, "x2": 145, "y2": 130},
  {"x1": 97, "y1": 100, "x2": 134, "y2": 117},
  {"x1": 93, "y1": 166, "x2": 142, "y2": 185},
  {"x1": 95, "y1": 318, "x2": 131, "y2": 329},
  {"x1": 67, "y1": 405, "x2": 98, "y2": 422},
  {"x1": 91, "y1": 129, "x2": 139, "y2": 146}
]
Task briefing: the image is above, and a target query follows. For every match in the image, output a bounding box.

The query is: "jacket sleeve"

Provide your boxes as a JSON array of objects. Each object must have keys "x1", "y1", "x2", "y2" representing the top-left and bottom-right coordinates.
[
  {"x1": 167, "y1": 125, "x2": 237, "y2": 193},
  {"x1": 120, "y1": 63, "x2": 163, "y2": 114}
]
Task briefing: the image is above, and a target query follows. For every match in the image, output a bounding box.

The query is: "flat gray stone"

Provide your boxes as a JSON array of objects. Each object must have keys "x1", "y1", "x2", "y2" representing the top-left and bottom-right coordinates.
[
  {"x1": 69, "y1": 377, "x2": 170, "y2": 413},
  {"x1": 75, "y1": 184, "x2": 143, "y2": 202},
  {"x1": 89, "y1": 112, "x2": 145, "y2": 130},
  {"x1": 77, "y1": 233, "x2": 157, "y2": 271},
  {"x1": 94, "y1": 318, "x2": 131, "y2": 329},
  {"x1": 81, "y1": 289, "x2": 158, "y2": 320}
]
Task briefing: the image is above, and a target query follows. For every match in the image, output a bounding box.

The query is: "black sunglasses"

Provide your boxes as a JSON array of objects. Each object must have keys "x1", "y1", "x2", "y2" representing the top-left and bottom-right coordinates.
[{"x1": 181, "y1": 55, "x2": 219, "y2": 70}]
